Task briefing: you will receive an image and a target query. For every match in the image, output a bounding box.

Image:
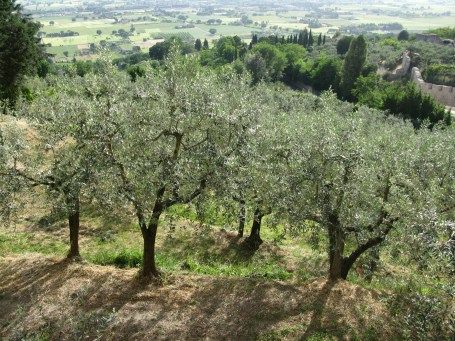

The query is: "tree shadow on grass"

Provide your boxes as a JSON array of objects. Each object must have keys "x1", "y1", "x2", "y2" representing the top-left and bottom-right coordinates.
[
  {"x1": 164, "y1": 227, "x2": 286, "y2": 265},
  {"x1": 0, "y1": 256, "x2": 387, "y2": 340},
  {"x1": 300, "y1": 280, "x2": 336, "y2": 340}
]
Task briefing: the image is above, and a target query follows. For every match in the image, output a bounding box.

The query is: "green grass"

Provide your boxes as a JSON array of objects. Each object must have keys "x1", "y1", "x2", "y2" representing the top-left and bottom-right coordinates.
[
  {"x1": 82, "y1": 224, "x2": 293, "y2": 280},
  {"x1": 1, "y1": 207, "x2": 452, "y2": 339},
  {"x1": 0, "y1": 231, "x2": 67, "y2": 257}
]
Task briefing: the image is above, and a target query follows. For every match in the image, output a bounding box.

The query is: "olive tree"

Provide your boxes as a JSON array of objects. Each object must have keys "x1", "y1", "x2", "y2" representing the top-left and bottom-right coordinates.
[
  {"x1": 238, "y1": 88, "x2": 318, "y2": 246},
  {"x1": 263, "y1": 92, "x2": 449, "y2": 280},
  {"x1": 211, "y1": 85, "x2": 318, "y2": 246},
  {"x1": 0, "y1": 120, "x2": 23, "y2": 224},
  {"x1": 0, "y1": 77, "x2": 97, "y2": 259},
  {"x1": 82, "y1": 53, "x2": 258, "y2": 278}
]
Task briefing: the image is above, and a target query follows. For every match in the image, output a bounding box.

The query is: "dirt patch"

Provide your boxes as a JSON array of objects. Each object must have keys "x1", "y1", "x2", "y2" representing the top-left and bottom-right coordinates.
[
  {"x1": 136, "y1": 38, "x2": 164, "y2": 49},
  {"x1": 0, "y1": 254, "x2": 398, "y2": 340}
]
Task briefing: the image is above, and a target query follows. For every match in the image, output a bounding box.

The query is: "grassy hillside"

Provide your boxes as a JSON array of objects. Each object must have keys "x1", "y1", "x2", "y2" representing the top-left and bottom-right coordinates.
[
  {"x1": 0, "y1": 210, "x2": 453, "y2": 339},
  {"x1": 0, "y1": 108, "x2": 453, "y2": 340},
  {"x1": 1, "y1": 255, "x2": 397, "y2": 340}
]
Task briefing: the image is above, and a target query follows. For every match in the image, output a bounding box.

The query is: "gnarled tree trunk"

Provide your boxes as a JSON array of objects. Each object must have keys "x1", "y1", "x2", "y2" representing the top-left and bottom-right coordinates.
[
  {"x1": 66, "y1": 195, "x2": 81, "y2": 260},
  {"x1": 141, "y1": 223, "x2": 160, "y2": 277},
  {"x1": 246, "y1": 207, "x2": 264, "y2": 248},
  {"x1": 140, "y1": 188, "x2": 165, "y2": 278},
  {"x1": 327, "y1": 219, "x2": 346, "y2": 280},
  {"x1": 327, "y1": 218, "x2": 393, "y2": 281}
]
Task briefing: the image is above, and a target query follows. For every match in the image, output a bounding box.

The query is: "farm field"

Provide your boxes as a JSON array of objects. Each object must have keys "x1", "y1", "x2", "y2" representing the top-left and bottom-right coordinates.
[{"x1": 19, "y1": 0, "x2": 455, "y2": 60}]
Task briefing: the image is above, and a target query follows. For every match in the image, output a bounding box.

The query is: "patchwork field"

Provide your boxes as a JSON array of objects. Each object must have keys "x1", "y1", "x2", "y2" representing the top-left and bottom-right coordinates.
[{"x1": 21, "y1": 0, "x2": 455, "y2": 60}]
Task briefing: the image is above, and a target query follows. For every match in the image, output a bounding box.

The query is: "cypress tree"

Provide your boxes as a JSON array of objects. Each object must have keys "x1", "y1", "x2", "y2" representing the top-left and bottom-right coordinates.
[
  {"x1": 203, "y1": 38, "x2": 209, "y2": 49},
  {"x1": 323, "y1": 35, "x2": 326, "y2": 45},
  {"x1": 302, "y1": 29, "x2": 309, "y2": 47},
  {"x1": 340, "y1": 35, "x2": 367, "y2": 101},
  {"x1": 317, "y1": 33, "x2": 322, "y2": 46},
  {"x1": 298, "y1": 31, "x2": 304, "y2": 45},
  {"x1": 194, "y1": 38, "x2": 202, "y2": 51},
  {"x1": 308, "y1": 29, "x2": 314, "y2": 46}
]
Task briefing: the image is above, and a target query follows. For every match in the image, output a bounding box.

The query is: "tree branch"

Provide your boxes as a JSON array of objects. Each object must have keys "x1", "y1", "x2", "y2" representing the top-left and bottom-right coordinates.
[
  {"x1": 345, "y1": 217, "x2": 398, "y2": 266},
  {"x1": 163, "y1": 177, "x2": 207, "y2": 208}
]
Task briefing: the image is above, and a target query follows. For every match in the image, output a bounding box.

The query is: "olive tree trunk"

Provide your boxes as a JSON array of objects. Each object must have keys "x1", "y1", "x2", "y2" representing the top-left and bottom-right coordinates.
[
  {"x1": 66, "y1": 195, "x2": 81, "y2": 260},
  {"x1": 141, "y1": 222, "x2": 160, "y2": 277},
  {"x1": 246, "y1": 207, "x2": 264, "y2": 247},
  {"x1": 327, "y1": 219, "x2": 393, "y2": 281},
  {"x1": 327, "y1": 220, "x2": 347, "y2": 280},
  {"x1": 139, "y1": 188, "x2": 165, "y2": 278},
  {"x1": 238, "y1": 199, "x2": 246, "y2": 238}
]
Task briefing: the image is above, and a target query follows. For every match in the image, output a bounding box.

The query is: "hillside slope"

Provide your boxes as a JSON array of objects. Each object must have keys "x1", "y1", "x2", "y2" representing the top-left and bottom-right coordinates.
[{"x1": 0, "y1": 255, "x2": 397, "y2": 340}]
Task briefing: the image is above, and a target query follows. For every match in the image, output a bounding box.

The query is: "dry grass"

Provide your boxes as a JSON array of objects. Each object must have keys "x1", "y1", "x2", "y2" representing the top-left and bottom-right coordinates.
[{"x1": 0, "y1": 255, "x2": 397, "y2": 340}]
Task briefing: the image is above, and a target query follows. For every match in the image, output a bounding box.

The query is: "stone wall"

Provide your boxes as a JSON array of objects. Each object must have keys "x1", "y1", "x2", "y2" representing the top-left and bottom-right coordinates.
[{"x1": 411, "y1": 67, "x2": 455, "y2": 107}]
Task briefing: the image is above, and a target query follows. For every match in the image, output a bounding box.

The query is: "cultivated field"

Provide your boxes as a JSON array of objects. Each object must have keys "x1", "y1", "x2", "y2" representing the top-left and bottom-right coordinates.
[{"x1": 20, "y1": 0, "x2": 455, "y2": 60}]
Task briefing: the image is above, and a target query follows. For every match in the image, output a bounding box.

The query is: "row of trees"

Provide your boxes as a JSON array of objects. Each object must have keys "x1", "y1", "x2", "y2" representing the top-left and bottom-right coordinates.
[
  {"x1": 1, "y1": 53, "x2": 454, "y2": 281},
  {"x1": 196, "y1": 34, "x2": 451, "y2": 127},
  {"x1": 250, "y1": 30, "x2": 326, "y2": 49}
]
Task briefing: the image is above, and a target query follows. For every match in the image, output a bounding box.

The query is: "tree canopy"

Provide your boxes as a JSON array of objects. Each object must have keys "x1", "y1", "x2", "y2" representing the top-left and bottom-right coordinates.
[{"x1": 0, "y1": 0, "x2": 44, "y2": 112}]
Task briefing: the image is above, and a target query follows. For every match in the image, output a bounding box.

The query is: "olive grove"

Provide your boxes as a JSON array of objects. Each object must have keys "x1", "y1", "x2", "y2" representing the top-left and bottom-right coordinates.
[{"x1": 1, "y1": 52, "x2": 454, "y2": 282}]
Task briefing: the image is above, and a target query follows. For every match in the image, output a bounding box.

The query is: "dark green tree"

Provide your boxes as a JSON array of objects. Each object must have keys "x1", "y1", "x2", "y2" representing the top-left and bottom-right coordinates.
[
  {"x1": 203, "y1": 38, "x2": 209, "y2": 50},
  {"x1": 214, "y1": 36, "x2": 247, "y2": 64},
  {"x1": 336, "y1": 36, "x2": 353, "y2": 55},
  {"x1": 382, "y1": 83, "x2": 451, "y2": 128},
  {"x1": 279, "y1": 43, "x2": 307, "y2": 84},
  {"x1": 397, "y1": 29, "x2": 410, "y2": 41},
  {"x1": 127, "y1": 64, "x2": 146, "y2": 82},
  {"x1": 323, "y1": 35, "x2": 326, "y2": 45},
  {"x1": 310, "y1": 56, "x2": 341, "y2": 92},
  {"x1": 317, "y1": 33, "x2": 322, "y2": 46},
  {"x1": 36, "y1": 59, "x2": 51, "y2": 78},
  {"x1": 0, "y1": 0, "x2": 44, "y2": 113},
  {"x1": 149, "y1": 37, "x2": 194, "y2": 61},
  {"x1": 74, "y1": 60, "x2": 93, "y2": 77},
  {"x1": 298, "y1": 30, "x2": 304, "y2": 45},
  {"x1": 149, "y1": 41, "x2": 170, "y2": 60},
  {"x1": 302, "y1": 29, "x2": 309, "y2": 47},
  {"x1": 195, "y1": 38, "x2": 202, "y2": 51},
  {"x1": 249, "y1": 42, "x2": 287, "y2": 82},
  {"x1": 340, "y1": 35, "x2": 367, "y2": 100},
  {"x1": 308, "y1": 29, "x2": 314, "y2": 46},
  {"x1": 245, "y1": 53, "x2": 268, "y2": 84}
]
